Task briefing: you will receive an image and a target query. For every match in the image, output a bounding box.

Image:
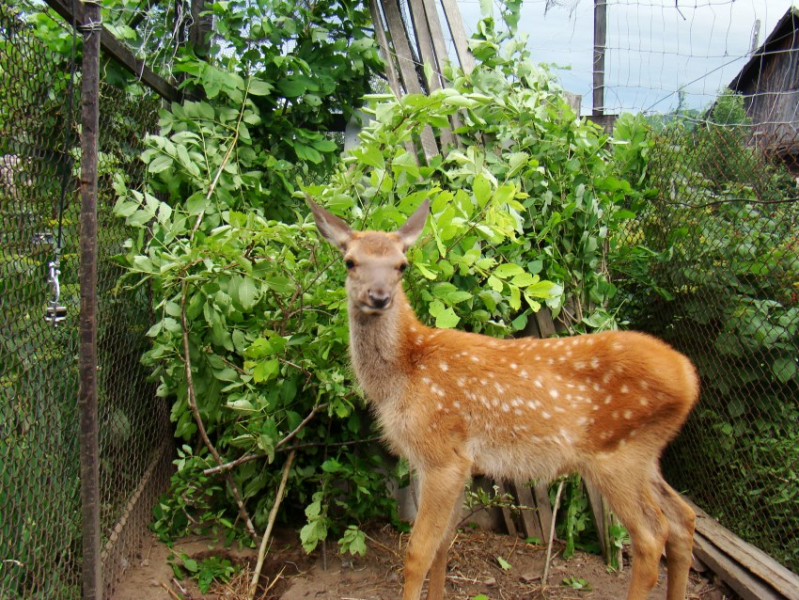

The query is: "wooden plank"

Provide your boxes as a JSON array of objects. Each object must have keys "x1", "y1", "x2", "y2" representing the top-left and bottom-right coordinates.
[
  {"x1": 406, "y1": 0, "x2": 439, "y2": 91},
  {"x1": 584, "y1": 481, "x2": 609, "y2": 562},
  {"x1": 380, "y1": 0, "x2": 439, "y2": 160},
  {"x1": 685, "y1": 498, "x2": 799, "y2": 600},
  {"x1": 693, "y1": 531, "x2": 784, "y2": 600},
  {"x1": 43, "y1": 0, "x2": 182, "y2": 103},
  {"x1": 534, "y1": 308, "x2": 559, "y2": 339},
  {"x1": 439, "y1": 0, "x2": 475, "y2": 74},
  {"x1": 421, "y1": 0, "x2": 463, "y2": 147},
  {"x1": 368, "y1": 0, "x2": 420, "y2": 163},
  {"x1": 496, "y1": 481, "x2": 517, "y2": 537},
  {"x1": 532, "y1": 482, "x2": 553, "y2": 544},
  {"x1": 405, "y1": 0, "x2": 454, "y2": 148},
  {"x1": 512, "y1": 483, "x2": 544, "y2": 542}
]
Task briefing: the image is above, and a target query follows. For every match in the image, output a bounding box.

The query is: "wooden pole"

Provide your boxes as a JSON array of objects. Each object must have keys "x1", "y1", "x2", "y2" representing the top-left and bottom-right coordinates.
[
  {"x1": 43, "y1": 0, "x2": 182, "y2": 103},
  {"x1": 78, "y1": 2, "x2": 102, "y2": 598},
  {"x1": 593, "y1": 0, "x2": 607, "y2": 116}
]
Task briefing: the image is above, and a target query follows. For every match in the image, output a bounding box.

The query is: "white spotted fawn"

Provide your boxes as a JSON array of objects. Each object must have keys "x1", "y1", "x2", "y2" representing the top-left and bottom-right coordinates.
[{"x1": 308, "y1": 198, "x2": 699, "y2": 600}]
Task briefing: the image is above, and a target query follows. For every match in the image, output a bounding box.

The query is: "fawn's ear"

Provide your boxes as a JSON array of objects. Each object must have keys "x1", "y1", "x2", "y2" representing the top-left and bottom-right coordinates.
[
  {"x1": 307, "y1": 199, "x2": 353, "y2": 251},
  {"x1": 397, "y1": 199, "x2": 429, "y2": 251}
]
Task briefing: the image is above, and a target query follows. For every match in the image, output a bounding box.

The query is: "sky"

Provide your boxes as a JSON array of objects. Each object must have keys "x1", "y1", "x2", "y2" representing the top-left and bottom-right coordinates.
[{"x1": 454, "y1": 0, "x2": 797, "y2": 114}]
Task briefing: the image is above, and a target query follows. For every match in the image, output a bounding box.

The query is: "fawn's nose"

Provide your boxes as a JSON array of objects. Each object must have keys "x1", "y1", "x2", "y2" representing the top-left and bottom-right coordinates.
[{"x1": 368, "y1": 288, "x2": 391, "y2": 309}]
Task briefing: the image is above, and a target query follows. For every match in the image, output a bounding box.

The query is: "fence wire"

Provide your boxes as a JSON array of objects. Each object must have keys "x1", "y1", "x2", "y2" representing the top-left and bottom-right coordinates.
[
  {"x1": 613, "y1": 112, "x2": 799, "y2": 573},
  {"x1": 0, "y1": 3, "x2": 172, "y2": 598}
]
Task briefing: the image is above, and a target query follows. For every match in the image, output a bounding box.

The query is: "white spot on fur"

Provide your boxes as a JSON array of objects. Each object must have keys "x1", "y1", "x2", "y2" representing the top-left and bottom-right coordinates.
[
  {"x1": 604, "y1": 395, "x2": 612, "y2": 404},
  {"x1": 542, "y1": 411, "x2": 551, "y2": 419},
  {"x1": 620, "y1": 384, "x2": 629, "y2": 394},
  {"x1": 591, "y1": 358, "x2": 600, "y2": 369},
  {"x1": 440, "y1": 362, "x2": 449, "y2": 372},
  {"x1": 549, "y1": 389, "x2": 559, "y2": 399},
  {"x1": 623, "y1": 409, "x2": 633, "y2": 419},
  {"x1": 640, "y1": 397, "x2": 649, "y2": 406}
]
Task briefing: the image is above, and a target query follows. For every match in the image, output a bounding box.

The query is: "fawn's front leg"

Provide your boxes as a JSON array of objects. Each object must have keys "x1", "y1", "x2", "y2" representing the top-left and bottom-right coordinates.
[{"x1": 403, "y1": 459, "x2": 470, "y2": 600}]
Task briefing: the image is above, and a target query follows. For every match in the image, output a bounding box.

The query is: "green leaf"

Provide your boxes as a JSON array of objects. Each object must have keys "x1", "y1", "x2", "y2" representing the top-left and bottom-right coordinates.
[
  {"x1": 474, "y1": 174, "x2": 492, "y2": 208},
  {"x1": 234, "y1": 276, "x2": 259, "y2": 311},
  {"x1": 429, "y1": 300, "x2": 461, "y2": 329},
  {"x1": 248, "y1": 79, "x2": 273, "y2": 96},
  {"x1": 252, "y1": 358, "x2": 279, "y2": 383},
  {"x1": 148, "y1": 154, "x2": 173, "y2": 173},
  {"x1": 497, "y1": 556, "x2": 512, "y2": 570},
  {"x1": 186, "y1": 192, "x2": 209, "y2": 215},
  {"x1": 772, "y1": 357, "x2": 798, "y2": 383}
]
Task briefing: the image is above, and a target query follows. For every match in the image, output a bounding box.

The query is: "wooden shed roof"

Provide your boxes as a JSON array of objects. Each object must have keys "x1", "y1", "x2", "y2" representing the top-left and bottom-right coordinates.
[{"x1": 729, "y1": 6, "x2": 799, "y2": 92}]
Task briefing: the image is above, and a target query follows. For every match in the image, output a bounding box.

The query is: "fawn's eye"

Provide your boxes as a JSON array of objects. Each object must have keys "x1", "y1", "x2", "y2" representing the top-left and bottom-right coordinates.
[
  {"x1": 345, "y1": 259, "x2": 356, "y2": 270},
  {"x1": 398, "y1": 263, "x2": 408, "y2": 273}
]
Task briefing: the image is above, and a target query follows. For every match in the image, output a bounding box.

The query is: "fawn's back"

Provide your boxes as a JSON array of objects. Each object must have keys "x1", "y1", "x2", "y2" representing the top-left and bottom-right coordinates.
[{"x1": 377, "y1": 319, "x2": 699, "y2": 484}]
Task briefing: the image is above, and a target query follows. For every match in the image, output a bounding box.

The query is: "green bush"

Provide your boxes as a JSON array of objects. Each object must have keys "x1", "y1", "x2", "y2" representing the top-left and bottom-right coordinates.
[{"x1": 115, "y1": 17, "x2": 641, "y2": 552}]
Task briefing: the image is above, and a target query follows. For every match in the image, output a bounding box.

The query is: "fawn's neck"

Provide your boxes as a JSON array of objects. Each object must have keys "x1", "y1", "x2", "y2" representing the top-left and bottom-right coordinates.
[{"x1": 348, "y1": 288, "x2": 417, "y2": 403}]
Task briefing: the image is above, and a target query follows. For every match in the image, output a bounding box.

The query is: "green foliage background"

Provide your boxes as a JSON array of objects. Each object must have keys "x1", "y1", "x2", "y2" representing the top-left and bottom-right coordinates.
[{"x1": 113, "y1": 13, "x2": 641, "y2": 552}]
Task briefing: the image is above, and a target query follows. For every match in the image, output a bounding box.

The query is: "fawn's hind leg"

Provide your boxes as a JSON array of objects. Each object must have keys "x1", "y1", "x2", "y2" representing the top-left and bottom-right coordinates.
[
  {"x1": 653, "y1": 474, "x2": 696, "y2": 600},
  {"x1": 587, "y1": 460, "x2": 670, "y2": 600}
]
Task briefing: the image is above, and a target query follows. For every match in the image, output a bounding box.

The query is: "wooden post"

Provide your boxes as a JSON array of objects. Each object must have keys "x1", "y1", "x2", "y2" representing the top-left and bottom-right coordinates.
[
  {"x1": 78, "y1": 2, "x2": 102, "y2": 599},
  {"x1": 593, "y1": 0, "x2": 607, "y2": 116}
]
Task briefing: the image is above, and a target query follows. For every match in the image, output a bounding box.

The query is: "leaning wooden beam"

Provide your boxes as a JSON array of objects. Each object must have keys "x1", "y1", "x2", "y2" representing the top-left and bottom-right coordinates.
[
  {"x1": 405, "y1": 0, "x2": 454, "y2": 148},
  {"x1": 43, "y1": 0, "x2": 182, "y2": 103},
  {"x1": 438, "y1": 0, "x2": 475, "y2": 74},
  {"x1": 380, "y1": 0, "x2": 439, "y2": 161},
  {"x1": 685, "y1": 498, "x2": 799, "y2": 600},
  {"x1": 420, "y1": 0, "x2": 461, "y2": 147},
  {"x1": 368, "y1": 0, "x2": 420, "y2": 164}
]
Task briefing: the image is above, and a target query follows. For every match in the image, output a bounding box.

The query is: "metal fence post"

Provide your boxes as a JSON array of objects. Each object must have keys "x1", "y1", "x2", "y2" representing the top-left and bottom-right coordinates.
[{"x1": 78, "y1": 1, "x2": 102, "y2": 598}]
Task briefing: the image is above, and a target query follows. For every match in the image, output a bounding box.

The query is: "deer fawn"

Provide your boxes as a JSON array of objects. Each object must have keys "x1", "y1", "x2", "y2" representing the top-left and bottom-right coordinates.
[{"x1": 308, "y1": 198, "x2": 700, "y2": 600}]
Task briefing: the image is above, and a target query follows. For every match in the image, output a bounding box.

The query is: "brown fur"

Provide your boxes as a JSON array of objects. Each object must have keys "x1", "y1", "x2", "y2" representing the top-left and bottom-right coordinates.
[{"x1": 308, "y1": 199, "x2": 699, "y2": 600}]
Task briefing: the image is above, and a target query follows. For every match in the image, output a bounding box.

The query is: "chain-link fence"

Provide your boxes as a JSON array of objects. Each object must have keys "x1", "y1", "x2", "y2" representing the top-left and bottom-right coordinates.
[
  {"x1": 613, "y1": 107, "x2": 799, "y2": 573},
  {"x1": 0, "y1": 2, "x2": 172, "y2": 598}
]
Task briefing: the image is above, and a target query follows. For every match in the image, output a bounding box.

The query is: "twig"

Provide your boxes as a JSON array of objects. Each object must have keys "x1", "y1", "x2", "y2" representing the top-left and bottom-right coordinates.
[
  {"x1": 158, "y1": 581, "x2": 182, "y2": 600},
  {"x1": 202, "y1": 403, "x2": 329, "y2": 476},
  {"x1": 542, "y1": 477, "x2": 565, "y2": 587},
  {"x1": 277, "y1": 403, "x2": 329, "y2": 450},
  {"x1": 249, "y1": 450, "x2": 296, "y2": 600},
  {"x1": 180, "y1": 281, "x2": 258, "y2": 541},
  {"x1": 260, "y1": 565, "x2": 286, "y2": 598},
  {"x1": 171, "y1": 577, "x2": 188, "y2": 595},
  {"x1": 364, "y1": 533, "x2": 403, "y2": 560}
]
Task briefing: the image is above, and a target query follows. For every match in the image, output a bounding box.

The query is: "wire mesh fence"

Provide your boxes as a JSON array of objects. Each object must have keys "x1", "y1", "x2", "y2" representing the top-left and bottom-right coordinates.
[
  {"x1": 0, "y1": 2, "x2": 172, "y2": 598},
  {"x1": 612, "y1": 109, "x2": 799, "y2": 573}
]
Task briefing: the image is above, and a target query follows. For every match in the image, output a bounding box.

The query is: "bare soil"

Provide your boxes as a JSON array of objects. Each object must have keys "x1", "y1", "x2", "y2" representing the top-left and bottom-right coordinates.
[{"x1": 112, "y1": 525, "x2": 731, "y2": 600}]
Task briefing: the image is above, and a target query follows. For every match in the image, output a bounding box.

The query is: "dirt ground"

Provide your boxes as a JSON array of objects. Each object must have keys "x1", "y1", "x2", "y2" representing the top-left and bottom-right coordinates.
[{"x1": 112, "y1": 525, "x2": 732, "y2": 600}]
